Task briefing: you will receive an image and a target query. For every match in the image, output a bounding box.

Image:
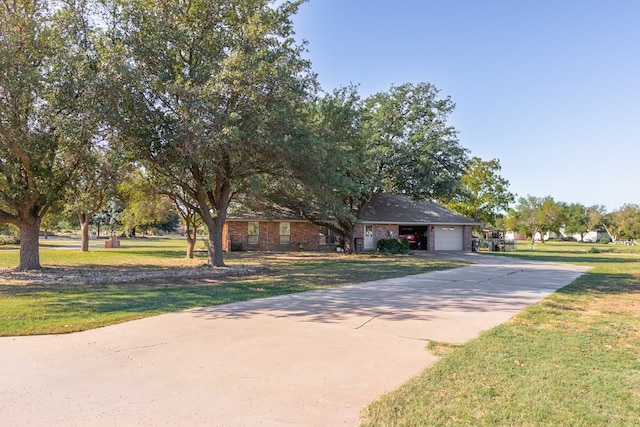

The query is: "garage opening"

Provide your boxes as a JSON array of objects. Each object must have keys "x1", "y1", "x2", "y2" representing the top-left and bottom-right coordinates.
[{"x1": 398, "y1": 226, "x2": 429, "y2": 250}]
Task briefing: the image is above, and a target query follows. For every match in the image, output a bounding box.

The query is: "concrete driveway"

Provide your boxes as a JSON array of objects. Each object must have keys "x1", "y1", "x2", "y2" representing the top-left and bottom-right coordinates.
[{"x1": 0, "y1": 254, "x2": 588, "y2": 426}]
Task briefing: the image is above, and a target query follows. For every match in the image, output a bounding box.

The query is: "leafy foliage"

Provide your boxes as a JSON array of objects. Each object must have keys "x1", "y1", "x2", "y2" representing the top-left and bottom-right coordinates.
[
  {"x1": 445, "y1": 157, "x2": 514, "y2": 226},
  {"x1": 262, "y1": 83, "x2": 468, "y2": 253},
  {"x1": 377, "y1": 238, "x2": 410, "y2": 254},
  {"x1": 103, "y1": 0, "x2": 316, "y2": 266},
  {"x1": 0, "y1": 0, "x2": 99, "y2": 269},
  {"x1": 506, "y1": 195, "x2": 564, "y2": 242},
  {"x1": 604, "y1": 204, "x2": 640, "y2": 241}
]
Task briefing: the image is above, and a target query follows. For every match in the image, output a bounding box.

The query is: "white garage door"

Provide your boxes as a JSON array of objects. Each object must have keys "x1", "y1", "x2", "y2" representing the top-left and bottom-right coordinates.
[{"x1": 434, "y1": 226, "x2": 463, "y2": 250}]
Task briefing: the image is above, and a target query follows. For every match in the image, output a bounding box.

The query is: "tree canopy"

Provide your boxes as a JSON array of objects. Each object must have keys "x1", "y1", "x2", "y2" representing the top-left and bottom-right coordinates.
[
  {"x1": 506, "y1": 195, "x2": 564, "y2": 242},
  {"x1": 260, "y1": 83, "x2": 469, "y2": 252},
  {"x1": 103, "y1": 0, "x2": 316, "y2": 266},
  {"x1": 445, "y1": 156, "x2": 514, "y2": 227},
  {"x1": 0, "y1": 0, "x2": 98, "y2": 269}
]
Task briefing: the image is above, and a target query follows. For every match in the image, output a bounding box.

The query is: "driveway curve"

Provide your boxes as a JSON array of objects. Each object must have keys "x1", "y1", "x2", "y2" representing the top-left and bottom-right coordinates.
[{"x1": 0, "y1": 254, "x2": 588, "y2": 426}]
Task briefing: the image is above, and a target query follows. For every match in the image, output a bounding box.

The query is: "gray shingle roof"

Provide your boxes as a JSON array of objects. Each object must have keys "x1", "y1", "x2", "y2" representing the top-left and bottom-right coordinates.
[
  {"x1": 361, "y1": 194, "x2": 480, "y2": 225},
  {"x1": 227, "y1": 193, "x2": 480, "y2": 225}
]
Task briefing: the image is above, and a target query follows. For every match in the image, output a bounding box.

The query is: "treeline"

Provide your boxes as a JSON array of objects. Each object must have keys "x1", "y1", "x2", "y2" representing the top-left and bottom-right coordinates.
[{"x1": 506, "y1": 196, "x2": 640, "y2": 243}]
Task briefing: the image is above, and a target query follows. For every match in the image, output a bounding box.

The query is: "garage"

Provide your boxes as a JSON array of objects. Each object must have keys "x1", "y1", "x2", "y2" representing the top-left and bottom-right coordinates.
[{"x1": 434, "y1": 226, "x2": 464, "y2": 251}]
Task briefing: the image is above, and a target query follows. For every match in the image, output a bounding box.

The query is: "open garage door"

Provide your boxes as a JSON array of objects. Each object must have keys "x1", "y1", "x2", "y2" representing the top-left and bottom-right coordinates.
[{"x1": 434, "y1": 226, "x2": 463, "y2": 250}]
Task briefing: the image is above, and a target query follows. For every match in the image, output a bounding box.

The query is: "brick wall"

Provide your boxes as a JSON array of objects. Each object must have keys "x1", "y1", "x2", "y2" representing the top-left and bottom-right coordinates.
[
  {"x1": 428, "y1": 226, "x2": 436, "y2": 251},
  {"x1": 226, "y1": 220, "x2": 337, "y2": 252},
  {"x1": 463, "y1": 225, "x2": 473, "y2": 251},
  {"x1": 355, "y1": 224, "x2": 399, "y2": 251},
  {"x1": 227, "y1": 220, "x2": 474, "y2": 252}
]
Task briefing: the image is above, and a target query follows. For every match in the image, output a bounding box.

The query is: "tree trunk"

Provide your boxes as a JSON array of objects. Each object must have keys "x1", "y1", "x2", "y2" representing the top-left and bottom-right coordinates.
[
  {"x1": 185, "y1": 229, "x2": 196, "y2": 259},
  {"x1": 336, "y1": 218, "x2": 356, "y2": 254},
  {"x1": 209, "y1": 216, "x2": 226, "y2": 267},
  {"x1": 344, "y1": 226, "x2": 356, "y2": 254},
  {"x1": 79, "y1": 212, "x2": 90, "y2": 252},
  {"x1": 18, "y1": 219, "x2": 42, "y2": 271}
]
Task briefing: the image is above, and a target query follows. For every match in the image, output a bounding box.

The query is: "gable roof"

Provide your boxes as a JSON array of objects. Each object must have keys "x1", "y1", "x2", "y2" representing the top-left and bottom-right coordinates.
[{"x1": 361, "y1": 194, "x2": 480, "y2": 225}]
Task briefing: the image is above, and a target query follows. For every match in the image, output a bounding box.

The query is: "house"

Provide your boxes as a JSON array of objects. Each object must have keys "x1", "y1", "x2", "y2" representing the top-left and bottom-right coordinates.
[{"x1": 224, "y1": 194, "x2": 480, "y2": 252}]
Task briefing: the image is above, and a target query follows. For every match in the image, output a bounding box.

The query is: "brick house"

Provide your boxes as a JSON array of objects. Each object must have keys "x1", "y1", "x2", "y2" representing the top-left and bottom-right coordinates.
[{"x1": 224, "y1": 194, "x2": 480, "y2": 252}]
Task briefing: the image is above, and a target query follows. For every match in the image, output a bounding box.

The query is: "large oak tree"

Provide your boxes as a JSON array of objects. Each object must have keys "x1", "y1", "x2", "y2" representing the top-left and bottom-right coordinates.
[
  {"x1": 104, "y1": 0, "x2": 315, "y2": 266},
  {"x1": 0, "y1": 0, "x2": 98, "y2": 269}
]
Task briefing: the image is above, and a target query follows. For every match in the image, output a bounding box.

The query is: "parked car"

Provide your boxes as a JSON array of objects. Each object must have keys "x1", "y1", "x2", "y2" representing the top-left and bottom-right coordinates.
[{"x1": 399, "y1": 233, "x2": 419, "y2": 248}]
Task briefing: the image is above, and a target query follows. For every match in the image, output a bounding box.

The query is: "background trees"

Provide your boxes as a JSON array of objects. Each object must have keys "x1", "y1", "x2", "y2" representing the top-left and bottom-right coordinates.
[
  {"x1": 561, "y1": 203, "x2": 589, "y2": 241},
  {"x1": 0, "y1": 0, "x2": 98, "y2": 269},
  {"x1": 63, "y1": 145, "x2": 126, "y2": 251},
  {"x1": 506, "y1": 195, "x2": 564, "y2": 243},
  {"x1": 444, "y1": 157, "x2": 514, "y2": 227},
  {"x1": 603, "y1": 204, "x2": 640, "y2": 242}
]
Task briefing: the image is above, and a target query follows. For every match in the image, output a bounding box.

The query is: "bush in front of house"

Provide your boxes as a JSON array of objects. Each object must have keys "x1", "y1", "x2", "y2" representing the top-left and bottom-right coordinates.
[
  {"x1": 598, "y1": 237, "x2": 611, "y2": 244},
  {"x1": 377, "y1": 238, "x2": 410, "y2": 254}
]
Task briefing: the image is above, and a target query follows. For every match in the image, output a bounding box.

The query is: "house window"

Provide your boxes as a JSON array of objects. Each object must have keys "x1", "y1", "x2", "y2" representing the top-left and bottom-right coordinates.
[
  {"x1": 248, "y1": 222, "x2": 259, "y2": 245},
  {"x1": 319, "y1": 226, "x2": 337, "y2": 245},
  {"x1": 279, "y1": 222, "x2": 290, "y2": 245}
]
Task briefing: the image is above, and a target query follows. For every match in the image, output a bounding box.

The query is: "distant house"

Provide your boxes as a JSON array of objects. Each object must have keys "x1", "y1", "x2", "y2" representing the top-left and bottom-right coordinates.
[{"x1": 224, "y1": 194, "x2": 480, "y2": 252}]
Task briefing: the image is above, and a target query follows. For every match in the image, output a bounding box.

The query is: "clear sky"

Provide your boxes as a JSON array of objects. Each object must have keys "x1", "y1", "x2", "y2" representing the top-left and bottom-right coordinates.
[{"x1": 291, "y1": 0, "x2": 640, "y2": 212}]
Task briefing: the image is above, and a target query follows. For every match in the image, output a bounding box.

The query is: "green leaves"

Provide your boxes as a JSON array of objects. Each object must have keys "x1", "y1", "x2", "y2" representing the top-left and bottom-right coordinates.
[
  {"x1": 0, "y1": 0, "x2": 100, "y2": 268},
  {"x1": 103, "y1": 0, "x2": 315, "y2": 265},
  {"x1": 445, "y1": 156, "x2": 515, "y2": 226},
  {"x1": 363, "y1": 82, "x2": 467, "y2": 200}
]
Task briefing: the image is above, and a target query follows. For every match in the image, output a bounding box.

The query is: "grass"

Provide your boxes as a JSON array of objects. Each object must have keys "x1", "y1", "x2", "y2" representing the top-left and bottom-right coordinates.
[
  {"x1": 0, "y1": 236, "x2": 465, "y2": 336},
  {"x1": 361, "y1": 241, "x2": 640, "y2": 426}
]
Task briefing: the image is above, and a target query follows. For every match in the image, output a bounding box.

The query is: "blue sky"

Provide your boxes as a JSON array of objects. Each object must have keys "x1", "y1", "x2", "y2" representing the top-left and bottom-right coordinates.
[{"x1": 292, "y1": 0, "x2": 640, "y2": 211}]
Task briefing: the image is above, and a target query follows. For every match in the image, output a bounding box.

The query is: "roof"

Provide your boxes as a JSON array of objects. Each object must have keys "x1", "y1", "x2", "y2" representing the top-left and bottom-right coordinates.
[
  {"x1": 227, "y1": 193, "x2": 480, "y2": 226},
  {"x1": 361, "y1": 194, "x2": 480, "y2": 225},
  {"x1": 227, "y1": 204, "x2": 304, "y2": 221}
]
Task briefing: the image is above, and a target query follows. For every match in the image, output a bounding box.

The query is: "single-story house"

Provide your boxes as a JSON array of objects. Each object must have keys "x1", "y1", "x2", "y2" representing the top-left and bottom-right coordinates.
[{"x1": 223, "y1": 194, "x2": 480, "y2": 252}]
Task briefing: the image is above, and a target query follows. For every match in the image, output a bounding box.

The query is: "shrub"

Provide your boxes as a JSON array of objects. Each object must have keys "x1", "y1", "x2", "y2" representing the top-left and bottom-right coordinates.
[
  {"x1": 231, "y1": 242, "x2": 244, "y2": 251},
  {"x1": 377, "y1": 238, "x2": 410, "y2": 254},
  {"x1": 587, "y1": 247, "x2": 601, "y2": 254},
  {"x1": 0, "y1": 235, "x2": 20, "y2": 245},
  {"x1": 598, "y1": 237, "x2": 611, "y2": 244}
]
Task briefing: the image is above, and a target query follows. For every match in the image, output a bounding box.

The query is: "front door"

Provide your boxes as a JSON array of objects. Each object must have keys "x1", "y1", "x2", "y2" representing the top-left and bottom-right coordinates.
[{"x1": 364, "y1": 225, "x2": 375, "y2": 250}]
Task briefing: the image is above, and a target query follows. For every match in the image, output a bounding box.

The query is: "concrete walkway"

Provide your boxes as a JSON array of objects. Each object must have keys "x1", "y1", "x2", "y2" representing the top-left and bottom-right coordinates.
[{"x1": 0, "y1": 254, "x2": 588, "y2": 426}]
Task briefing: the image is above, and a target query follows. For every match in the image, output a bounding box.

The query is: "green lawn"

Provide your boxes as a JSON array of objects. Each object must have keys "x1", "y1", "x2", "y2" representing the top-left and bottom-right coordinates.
[
  {"x1": 361, "y1": 241, "x2": 640, "y2": 426},
  {"x1": 0, "y1": 236, "x2": 464, "y2": 335}
]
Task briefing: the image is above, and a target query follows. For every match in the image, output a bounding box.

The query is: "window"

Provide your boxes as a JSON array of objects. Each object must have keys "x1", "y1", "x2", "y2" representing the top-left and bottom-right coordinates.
[
  {"x1": 279, "y1": 222, "x2": 290, "y2": 245},
  {"x1": 365, "y1": 225, "x2": 374, "y2": 237},
  {"x1": 248, "y1": 222, "x2": 259, "y2": 245},
  {"x1": 319, "y1": 226, "x2": 337, "y2": 245}
]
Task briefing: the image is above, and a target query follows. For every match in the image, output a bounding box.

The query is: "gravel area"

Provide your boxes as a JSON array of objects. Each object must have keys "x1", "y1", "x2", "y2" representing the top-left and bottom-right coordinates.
[{"x1": 0, "y1": 265, "x2": 264, "y2": 287}]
